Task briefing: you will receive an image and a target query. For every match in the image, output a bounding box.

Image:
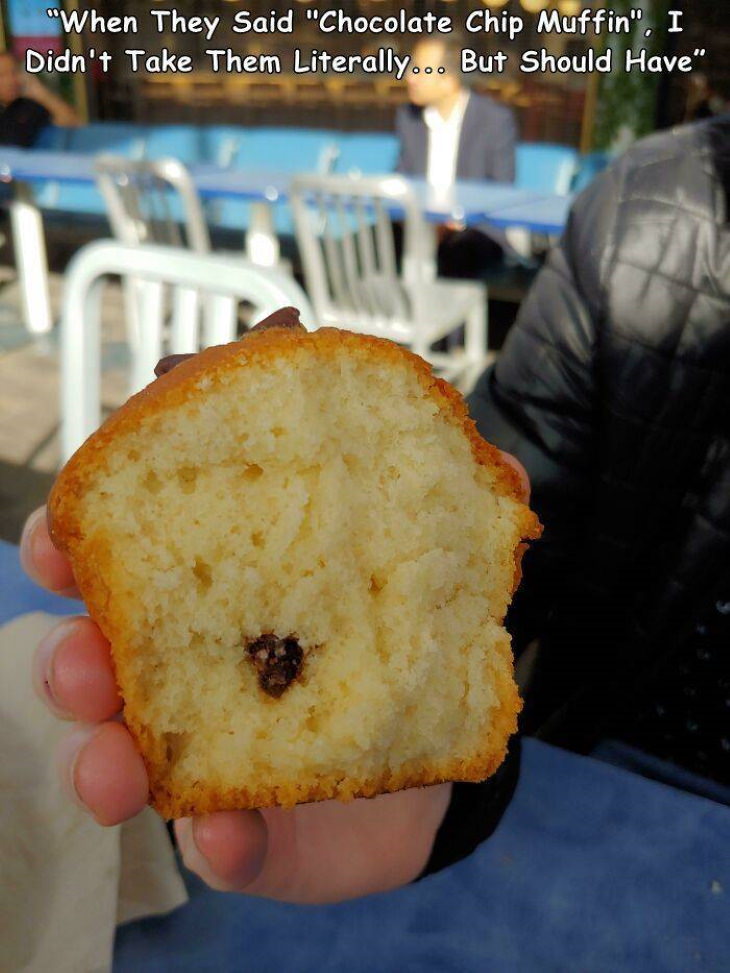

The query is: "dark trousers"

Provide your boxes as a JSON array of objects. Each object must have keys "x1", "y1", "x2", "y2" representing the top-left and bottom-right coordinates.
[
  {"x1": 436, "y1": 226, "x2": 504, "y2": 280},
  {"x1": 393, "y1": 222, "x2": 504, "y2": 280}
]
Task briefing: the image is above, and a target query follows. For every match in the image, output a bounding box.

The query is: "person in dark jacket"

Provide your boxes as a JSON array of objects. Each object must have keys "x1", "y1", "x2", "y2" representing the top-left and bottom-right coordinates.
[
  {"x1": 0, "y1": 50, "x2": 79, "y2": 146},
  {"x1": 396, "y1": 35, "x2": 517, "y2": 277},
  {"x1": 395, "y1": 39, "x2": 516, "y2": 185},
  {"x1": 469, "y1": 115, "x2": 730, "y2": 795}
]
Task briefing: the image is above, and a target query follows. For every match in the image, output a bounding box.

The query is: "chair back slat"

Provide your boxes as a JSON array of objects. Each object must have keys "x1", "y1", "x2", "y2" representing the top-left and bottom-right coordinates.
[
  {"x1": 203, "y1": 293, "x2": 237, "y2": 347},
  {"x1": 290, "y1": 173, "x2": 488, "y2": 390},
  {"x1": 320, "y1": 208, "x2": 349, "y2": 311},
  {"x1": 95, "y1": 155, "x2": 211, "y2": 253},
  {"x1": 354, "y1": 199, "x2": 377, "y2": 285},
  {"x1": 170, "y1": 286, "x2": 201, "y2": 353},
  {"x1": 130, "y1": 279, "x2": 165, "y2": 392},
  {"x1": 292, "y1": 174, "x2": 421, "y2": 328},
  {"x1": 373, "y1": 197, "x2": 397, "y2": 280},
  {"x1": 334, "y1": 196, "x2": 370, "y2": 317}
]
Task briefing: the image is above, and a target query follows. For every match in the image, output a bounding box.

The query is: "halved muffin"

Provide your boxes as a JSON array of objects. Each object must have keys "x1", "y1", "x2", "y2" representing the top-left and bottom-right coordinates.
[{"x1": 49, "y1": 320, "x2": 540, "y2": 818}]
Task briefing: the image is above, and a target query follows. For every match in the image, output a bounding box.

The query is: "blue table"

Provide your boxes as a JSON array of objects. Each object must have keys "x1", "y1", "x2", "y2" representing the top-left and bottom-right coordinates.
[
  {"x1": 113, "y1": 739, "x2": 730, "y2": 972},
  {"x1": 1, "y1": 539, "x2": 728, "y2": 970},
  {"x1": 486, "y1": 193, "x2": 572, "y2": 236},
  {"x1": 0, "y1": 146, "x2": 572, "y2": 335},
  {"x1": 0, "y1": 539, "x2": 82, "y2": 624},
  {"x1": 0, "y1": 148, "x2": 563, "y2": 226}
]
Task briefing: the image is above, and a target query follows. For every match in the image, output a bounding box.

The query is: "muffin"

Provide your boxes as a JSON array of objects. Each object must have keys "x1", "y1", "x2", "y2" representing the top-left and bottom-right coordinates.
[{"x1": 48, "y1": 311, "x2": 540, "y2": 818}]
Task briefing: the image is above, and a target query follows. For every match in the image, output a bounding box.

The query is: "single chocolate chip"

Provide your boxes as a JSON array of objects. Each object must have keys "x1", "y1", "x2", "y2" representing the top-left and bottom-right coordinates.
[
  {"x1": 249, "y1": 306, "x2": 304, "y2": 333},
  {"x1": 154, "y1": 307, "x2": 303, "y2": 378},
  {"x1": 154, "y1": 353, "x2": 194, "y2": 377},
  {"x1": 245, "y1": 633, "x2": 303, "y2": 698}
]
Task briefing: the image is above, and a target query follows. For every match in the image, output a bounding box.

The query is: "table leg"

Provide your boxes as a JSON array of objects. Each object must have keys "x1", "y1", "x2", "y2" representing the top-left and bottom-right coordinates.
[
  {"x1": 246, "y1": 202, "x2": 280, "y2": 267},
  {"x1": 9, "y1": 182, "x2": 53, "y2": 335}
]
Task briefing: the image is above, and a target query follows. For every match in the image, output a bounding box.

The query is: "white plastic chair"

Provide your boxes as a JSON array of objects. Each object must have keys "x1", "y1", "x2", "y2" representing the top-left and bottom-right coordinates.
[
  {"x1": 290, "y1": 173, "x2": 488, "y2": 390},
  {"x1": 60, "y1": 240, "x2": 315, "y2": 462},
  {"x1": 95, "y1": 156, "x2": 213, "y2": 352},
  {"x1": 94, "y1": 154, "x2": 211, "y2": 253}
]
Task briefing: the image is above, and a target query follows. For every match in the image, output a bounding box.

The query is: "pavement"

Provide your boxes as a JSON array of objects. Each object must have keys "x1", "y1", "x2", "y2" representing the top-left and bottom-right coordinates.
[{"x1": 0, "y1": 271, "x2": 128, "y2": 542}]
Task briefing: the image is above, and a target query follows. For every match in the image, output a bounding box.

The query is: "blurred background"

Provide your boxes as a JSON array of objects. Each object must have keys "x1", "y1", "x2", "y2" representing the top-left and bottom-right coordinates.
[{"x1": 0, "y1": 0, "x2": 728, "y2": 541}]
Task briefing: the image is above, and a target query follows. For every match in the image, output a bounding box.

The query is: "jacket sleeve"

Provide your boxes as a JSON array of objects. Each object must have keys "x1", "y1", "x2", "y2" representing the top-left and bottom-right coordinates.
[
  {"x1": 468, "y1": 162, "x2": 623, "y2": 650},
  {"x1": 489, "y1": 105, "x2": 517, "y2": 183}
]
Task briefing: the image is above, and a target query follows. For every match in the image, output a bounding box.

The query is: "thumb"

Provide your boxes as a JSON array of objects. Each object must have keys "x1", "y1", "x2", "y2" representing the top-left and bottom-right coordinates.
[{"x1": 175, "y1": 810, "x2": 268, "y2": 892}]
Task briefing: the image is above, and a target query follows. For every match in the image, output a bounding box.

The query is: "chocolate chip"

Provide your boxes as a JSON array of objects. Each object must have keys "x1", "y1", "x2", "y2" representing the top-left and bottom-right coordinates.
[
  {"x1": 245, "y1": 633, "x2": 303, "y2": 698},
  {"x1": 249, "y1": 306, "x2": 304, "y2": 333},
  {"x1": 153, "y1": 307, "x2": 304, "y2": 378},
  {"x1": 154, "y1": 353, "x2": 194, "y2": 377}
]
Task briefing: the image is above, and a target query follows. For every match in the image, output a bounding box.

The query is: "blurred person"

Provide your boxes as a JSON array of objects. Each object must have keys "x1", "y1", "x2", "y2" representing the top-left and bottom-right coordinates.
[
  {"x1": 0, "y1": 50, "x2": 79, "y2": 146},
  {"x1": 684, "y1": 72, "x2": 729, "y2": 121},
  {"x1": 396, "y1": 35, "x2": 517, "y2": 278},
  {"x1": 469, "y1": 114, "x2": 730, "y2": 797},
  {"x1": 397, "y1": 36, "x2": 516, "y2": 186}
]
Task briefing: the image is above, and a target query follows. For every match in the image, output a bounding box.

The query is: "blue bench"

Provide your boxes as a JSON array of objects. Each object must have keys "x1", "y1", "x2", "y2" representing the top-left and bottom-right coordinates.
[
  {"x1": 33, "y1": 122, "x2": 145, "y2": 218},
  {"x1": 516, "y1": 143, "x2": 580, "y2": 196},
  {"x1": 210, "y1": 128, "x2": 338, "y2": 237},
  {"x1": 571, "y1": 151, "x2": 613, "y2": 193},
  {"x1": 332, "y1": 133, "x2": 399, "y2": 176}
]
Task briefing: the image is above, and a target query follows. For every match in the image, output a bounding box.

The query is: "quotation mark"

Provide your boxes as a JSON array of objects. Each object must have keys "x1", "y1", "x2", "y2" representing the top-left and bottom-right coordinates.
[{"x1": 47, "y1": 7, "x2": 59, "y2": 15}]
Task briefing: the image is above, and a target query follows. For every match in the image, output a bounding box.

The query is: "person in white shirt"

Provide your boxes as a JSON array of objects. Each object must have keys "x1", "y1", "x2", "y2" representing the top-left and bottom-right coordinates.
[{"x1": 395, "y1": 36, "x2": 517, "y2": 277}]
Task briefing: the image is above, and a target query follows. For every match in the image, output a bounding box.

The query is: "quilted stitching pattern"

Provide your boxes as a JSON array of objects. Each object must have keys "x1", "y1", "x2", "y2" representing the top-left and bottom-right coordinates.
[{"x1": 468, "y1": 117, "x2": 730, "y2": 748}]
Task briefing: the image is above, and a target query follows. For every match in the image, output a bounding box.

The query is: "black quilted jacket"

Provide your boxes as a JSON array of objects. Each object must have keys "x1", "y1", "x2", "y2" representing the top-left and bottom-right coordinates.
[{"x1": 468, "y1": 116, "x2": 730, "y2": 751}]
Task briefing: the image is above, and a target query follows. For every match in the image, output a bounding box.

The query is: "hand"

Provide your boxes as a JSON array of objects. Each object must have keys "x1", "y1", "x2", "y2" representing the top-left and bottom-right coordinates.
[
  {"x1": 19, "y1": 72, "x2": 80, "y2": 126},
  {"x1": 20, "y1": 509, "x2": 452, "y2": 904},
  {"x1": 435, "y1": 220, "x2": 467, "y2": 246},
  {"x1": 22, "y1": 331, "x2": 529, "y2": 905}
]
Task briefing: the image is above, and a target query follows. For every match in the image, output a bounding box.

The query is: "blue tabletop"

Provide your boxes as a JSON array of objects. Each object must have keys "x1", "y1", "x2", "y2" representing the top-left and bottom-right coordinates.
[
  {"x1": 114, "y1": 739, "x2": 729, "y2": 972},
  {"x1": 487, "y1": 193, "x2": 573, "y2": 235},
  {"x1": 0, "y1": 148, "x2": 572, "y2": 233}
]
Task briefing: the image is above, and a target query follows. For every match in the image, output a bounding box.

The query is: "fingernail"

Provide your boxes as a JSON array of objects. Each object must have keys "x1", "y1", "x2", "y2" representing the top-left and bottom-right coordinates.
[
  {"x1": 176, "y1": 816, "x2": 209, "y2": 872},
  {"x1": 189, "y1": 817, "x2": 228, "y2": 876},
  {"x1": 56, "y1": 723, "x2": 100, "y2": 812},
  {"x1": 19, "y1": 506, "x2": 47, "y2": 584},
  {"x1": 32, "y1": 618, "x2": 80, "y2": 719}
]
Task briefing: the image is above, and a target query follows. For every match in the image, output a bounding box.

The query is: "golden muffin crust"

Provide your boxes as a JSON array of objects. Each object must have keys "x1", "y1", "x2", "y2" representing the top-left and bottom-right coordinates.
[{"x1": 49, "y1": 326, "x2": 540, "y2": 818}]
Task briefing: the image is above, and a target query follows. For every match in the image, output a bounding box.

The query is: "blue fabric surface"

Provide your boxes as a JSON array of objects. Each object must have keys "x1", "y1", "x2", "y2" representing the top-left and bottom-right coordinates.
[
  {"x1": 114, "y1": 739, "x2": 729, "y2": 972},
  {"x1": 0, "y1": 540, "x2": 82, "y2": 624}
]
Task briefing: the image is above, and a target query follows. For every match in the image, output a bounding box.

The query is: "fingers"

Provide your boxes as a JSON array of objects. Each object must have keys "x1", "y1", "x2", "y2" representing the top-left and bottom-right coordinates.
[
  {"x1": 498, "y1": 450, "x2": 531, "y2": 504},
  {"x1": 20, "y1": 506, "x2": 79, "y2": 598},
  {"x1": 57, "y1": 721, "x2": 149, "y2": 826},
  {"x1": 175, "y1": 811, "x2": 269, "y2": 893},
  {"x1": 36, "y1": 618, "x2": 140, "y2": 826},
  {"x1": 33, "y1": 616, "x2": 122, "y2": 722}
]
